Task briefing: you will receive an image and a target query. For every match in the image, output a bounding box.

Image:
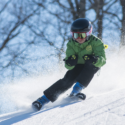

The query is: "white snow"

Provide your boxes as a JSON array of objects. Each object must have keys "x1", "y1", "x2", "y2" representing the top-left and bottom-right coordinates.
[
  {"x1": 0, "y1": 50, "x2": 125, "y2": 125},
  {"x1": 0, "y1": 88, "x2": 125, "y2": 125}
]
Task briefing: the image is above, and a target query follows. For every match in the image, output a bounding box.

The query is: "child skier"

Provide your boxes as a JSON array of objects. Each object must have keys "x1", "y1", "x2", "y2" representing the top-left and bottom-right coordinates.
[{"x1": 32, "y1": 18, "x2": 106, "y2": 110}]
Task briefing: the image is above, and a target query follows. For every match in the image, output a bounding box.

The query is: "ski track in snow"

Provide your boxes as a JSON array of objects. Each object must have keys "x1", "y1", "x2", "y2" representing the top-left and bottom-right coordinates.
[
  {"x1": 0, "y1": 51, "x2": 125, "y2": 124},
  {"x1": 0, "y1": 88, "x2": 125, "y2": 125}
]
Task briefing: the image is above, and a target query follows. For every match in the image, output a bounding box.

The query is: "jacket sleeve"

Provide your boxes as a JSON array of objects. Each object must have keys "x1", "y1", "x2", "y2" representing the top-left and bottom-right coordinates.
[
  {"x1": 92, "y1": 40, "x2": 106, "y2": 67},
  {"x1": 65, "y1": 41, "x2": 76, "y2": 70}
]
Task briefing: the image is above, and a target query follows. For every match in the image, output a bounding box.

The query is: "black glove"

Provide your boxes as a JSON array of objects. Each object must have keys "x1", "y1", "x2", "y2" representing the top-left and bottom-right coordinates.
[
  {"x1": 64, "y1": 55, "x2": 78, "y2": 67},
  {"x1": 83, "y1": 55, "x2": 98, "y2": 64}
]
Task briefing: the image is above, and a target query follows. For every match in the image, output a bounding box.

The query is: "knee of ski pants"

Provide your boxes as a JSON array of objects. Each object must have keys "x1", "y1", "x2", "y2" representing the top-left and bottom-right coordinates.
[
  {"x1": 76, "y1": 64, "x2": 100, "y2": 87},
  {"x1": 84, "y1": 63, "x2": 100, "y2": 73}
]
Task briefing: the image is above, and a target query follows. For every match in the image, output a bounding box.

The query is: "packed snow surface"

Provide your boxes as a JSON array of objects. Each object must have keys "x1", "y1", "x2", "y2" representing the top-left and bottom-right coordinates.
[
  {"x1": 0, "y1": 88, "x2": 125, "y2": 125},
  {"x1": 0, "y1": 51, "x2": 125, "y2": 125}
]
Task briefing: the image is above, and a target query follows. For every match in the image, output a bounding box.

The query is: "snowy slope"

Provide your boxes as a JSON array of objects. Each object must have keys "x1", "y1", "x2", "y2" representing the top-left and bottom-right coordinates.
[
  {"x1": 0, "y1": 88, "x2": 125, "y2": 125},
  {"x1": 0, "y1": 51, "x2": 125, "y2": 125}
]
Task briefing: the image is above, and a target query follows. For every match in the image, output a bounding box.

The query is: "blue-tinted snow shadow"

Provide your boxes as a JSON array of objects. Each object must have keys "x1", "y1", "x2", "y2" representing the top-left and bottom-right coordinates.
[
  {"x1": 36, "y1": 100, "x2": 81, "y2": 115},
  {"x1": 0, "y1": 100, "x2": 81, "y2": 125},
  {"x1": 0, "y1": 110, "x2": 34, "y2": 125}
]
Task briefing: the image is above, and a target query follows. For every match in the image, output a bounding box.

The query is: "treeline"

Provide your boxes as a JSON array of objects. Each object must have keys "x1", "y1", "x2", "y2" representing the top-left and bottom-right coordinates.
[{"x1": 0, "y1": 0, "x2": 124, "y2": 80}]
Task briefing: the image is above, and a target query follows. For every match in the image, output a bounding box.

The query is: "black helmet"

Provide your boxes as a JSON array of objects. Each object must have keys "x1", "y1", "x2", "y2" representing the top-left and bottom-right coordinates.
[{"x1": 71, "y1": 18, "x2": 92, "y2": 32}]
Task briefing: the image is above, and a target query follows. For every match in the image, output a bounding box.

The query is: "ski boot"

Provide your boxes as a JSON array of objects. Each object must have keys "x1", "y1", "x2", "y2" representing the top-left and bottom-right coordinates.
[
  {"x1": 75, "y1": 93, "x2": 86, "y2": 100},
  {"x1": 69, "y1": 82, "x2": 86, "y2": 100},
  {"x1": 32, "y1": 95, "x2": 50, "y2": 111}
]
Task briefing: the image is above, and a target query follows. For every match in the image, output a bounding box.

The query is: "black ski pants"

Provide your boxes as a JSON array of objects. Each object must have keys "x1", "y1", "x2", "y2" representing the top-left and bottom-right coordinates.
[{"x1": 44, "y1": 63, "x2": 99, "y2": 102}]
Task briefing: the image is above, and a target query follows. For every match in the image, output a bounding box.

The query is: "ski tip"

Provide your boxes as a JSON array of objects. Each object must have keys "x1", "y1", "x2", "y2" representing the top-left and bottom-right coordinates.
[{"x1": 32, "y1": 101, "x2": 42, "y2": 111}]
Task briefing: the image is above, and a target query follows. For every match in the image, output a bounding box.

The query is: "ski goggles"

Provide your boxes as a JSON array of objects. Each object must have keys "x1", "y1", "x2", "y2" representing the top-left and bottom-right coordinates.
[
  {"x1": 71, "y1": 27, "x2": 92, "y2": 39},
  {"x1": 72, "y1": 32, "x2": 87, "y2": 39}
]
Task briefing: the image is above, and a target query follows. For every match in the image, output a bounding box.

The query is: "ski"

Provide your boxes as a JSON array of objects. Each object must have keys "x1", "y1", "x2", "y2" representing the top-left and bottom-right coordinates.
[{"x1": 68, "y1": 92, "x2": 86, "y2": 100}]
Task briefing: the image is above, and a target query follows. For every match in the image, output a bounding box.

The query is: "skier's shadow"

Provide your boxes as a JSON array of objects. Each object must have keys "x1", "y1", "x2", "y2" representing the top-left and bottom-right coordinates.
[
  {"x1": 36, "y1": 100, "x2": 81, "y2": 115},
  {"x1": 0, "y1": 100, "x2": 80, "y2": 125}
]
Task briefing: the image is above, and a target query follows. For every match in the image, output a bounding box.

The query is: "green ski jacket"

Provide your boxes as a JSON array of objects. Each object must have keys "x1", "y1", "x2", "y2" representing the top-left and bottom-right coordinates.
[{"x1": 65, "y1": 35, "x2": 106, "y2": 70}]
